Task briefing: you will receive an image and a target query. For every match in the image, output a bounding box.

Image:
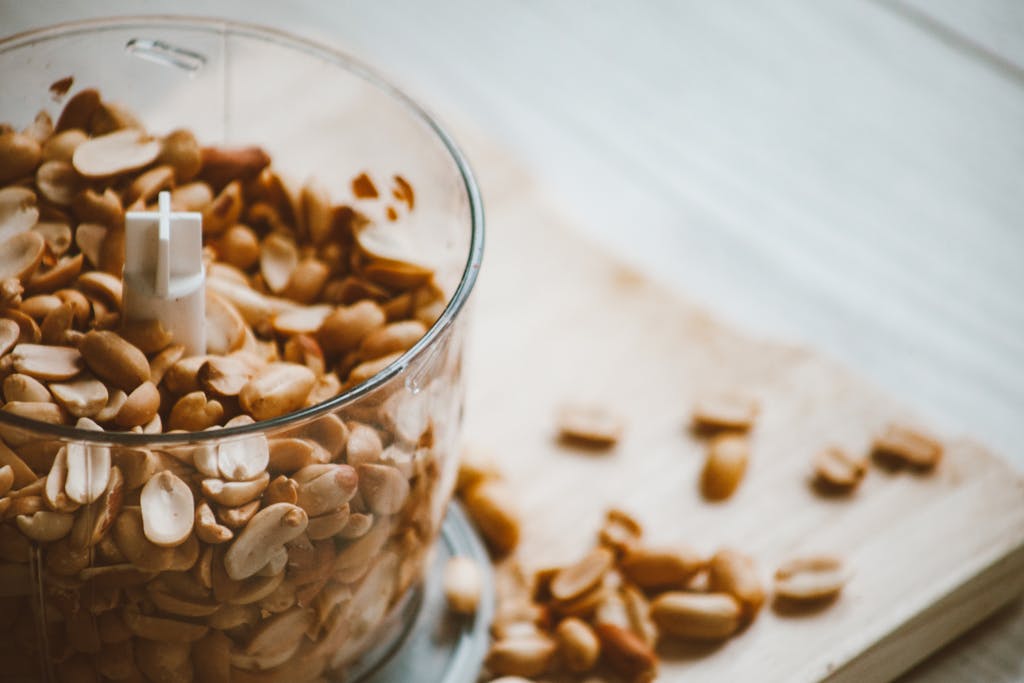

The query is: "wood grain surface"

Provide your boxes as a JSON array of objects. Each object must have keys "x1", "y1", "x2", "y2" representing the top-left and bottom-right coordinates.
[{"x1": 461, "y1": 132, "x2": 1024, "y2": 681}]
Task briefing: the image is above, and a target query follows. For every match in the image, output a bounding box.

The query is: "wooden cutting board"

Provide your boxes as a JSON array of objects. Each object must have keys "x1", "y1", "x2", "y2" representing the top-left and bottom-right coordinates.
[{"x1": 457, "y1": 133, "x2": 1024, "y2": 682}]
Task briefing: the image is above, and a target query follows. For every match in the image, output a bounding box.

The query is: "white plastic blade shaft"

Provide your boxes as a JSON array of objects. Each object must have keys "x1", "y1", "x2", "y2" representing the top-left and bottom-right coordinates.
[{"x1": 123, "y1": 190, "x2": 206, "y2": 355}]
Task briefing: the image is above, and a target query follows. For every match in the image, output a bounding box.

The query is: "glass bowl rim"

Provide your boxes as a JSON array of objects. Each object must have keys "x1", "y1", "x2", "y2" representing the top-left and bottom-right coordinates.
[{"x1": 0, "y1": 15, "x2": 485, "y2": 446}]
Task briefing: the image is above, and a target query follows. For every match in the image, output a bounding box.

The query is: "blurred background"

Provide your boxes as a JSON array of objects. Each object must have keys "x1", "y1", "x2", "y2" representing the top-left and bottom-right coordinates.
[{"x1": 2, "y1": 2, "x2": 1022, "y2": 680}]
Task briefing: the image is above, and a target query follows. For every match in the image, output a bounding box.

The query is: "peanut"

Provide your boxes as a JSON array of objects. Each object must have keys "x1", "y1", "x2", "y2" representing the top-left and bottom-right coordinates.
[
  {"x1": 64, "y1": 441, "x2": 111, "y2": 505},
  {"x1": 708, "y1": 548, "x2": 764, "y2": 622},
  {"x1": 357, "y1": 463, "x2": 409, "y2": 515},
  {"x1": 224, "y1": 503, "x2": 308, "y2": 581},
  {"x1": 463, "y1": 480, "x2": 521, "y2": 555},
  {"x1": 317, "y1": 300, "x2": 386, "y2": 353},
  {"x1": 114, "y1": 380, "x2": 159, "y2": 427},
  {"x1": 239, "y1": 362, "x2": 316, "y2": 420},
  {"x1": 294, "y1": 464, "x2": 358, "y2": 517},
  {"x1": 556, "y1": 403, "x2": 625, "y2": 447},
  {"x1": 774, "y1": 555, "x2": 849, "y2": 601},
  {"x1": 691, "y1": 391, "x2": 759, "y2": 432},
  {"x1": 218, "y1": 223, "x2": 261, "y2": 270},
  {"x1": 485, "y1": 633, "x2": 557, "y2": 678},
  {"x1": 0, "y1": 132, "x2": 41, "y2": 184},
  {"x1": 872, "y1": 424, "x2": 942, "y2": 470},
  {"x1": 2, "y1": 373, "x2": 51, "y2": 403},
  {"x1": 79, "y1": 330, "x2": 150, "y2": 391},
  {"x1": 651, "y1": 591, "x2": 742, "y2": 640},
  {"x1": 551, "y1": 547, "x2": 615, "y2": 602},
  {"x1": 814, "y1": 446, "x2": 868, "y2": 490},
  {"x1": 167, "y1": 391, "x2": 224, "y2": 431},
  {"x1": 443, "y1": 556, "x2": 483, "y2": 615},
  {"x1": 598, "y1": 508, "x2": 644, "y2": 554},
  {"x1": 619, "y1": 544, "x2": 704, "y2": 589},
  {"x1": 555, "y1": 617, "x2": 600, "y2": 672},
  {"x1": 72, "y1": 129, "x2": 161, "y2": 178},
  {"x1": 201, "y1": 472, "x2": 270, "y2": 507},
  {"x1": 9, "y1": 343, "x2": 82, "y2": 380},
  {"x1": 140, "y1": 471, "x2": 195, "y2": 547},
  {"x1": 701, "y1": 433, "x2": 749, "y2": 500},
  {"x1": 594, "y1": 622, "x2": 657, "y2": 681}
]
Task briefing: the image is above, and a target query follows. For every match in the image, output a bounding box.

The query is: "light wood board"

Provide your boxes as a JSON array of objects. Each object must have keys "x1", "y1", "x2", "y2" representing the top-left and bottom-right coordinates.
[{"x1": 461, "y1": 136, "x2": 1024, "y2": 682}]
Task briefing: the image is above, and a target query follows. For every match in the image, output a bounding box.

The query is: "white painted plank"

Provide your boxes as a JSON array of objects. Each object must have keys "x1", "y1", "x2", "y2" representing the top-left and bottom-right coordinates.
[{"x1": 894, "y1": 0, "x2": 1024, "y2": 73}]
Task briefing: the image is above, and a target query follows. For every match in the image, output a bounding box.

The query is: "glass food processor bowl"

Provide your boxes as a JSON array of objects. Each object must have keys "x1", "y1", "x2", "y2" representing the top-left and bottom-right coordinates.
[{"x1": 0, "y1": 16, "x2": 483, "y2": 683}]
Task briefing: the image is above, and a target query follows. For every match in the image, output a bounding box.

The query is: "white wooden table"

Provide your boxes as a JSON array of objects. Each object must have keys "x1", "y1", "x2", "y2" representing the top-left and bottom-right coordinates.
[{"x1": 2, "y1": 2, "x2": 1022, "y2": 680}]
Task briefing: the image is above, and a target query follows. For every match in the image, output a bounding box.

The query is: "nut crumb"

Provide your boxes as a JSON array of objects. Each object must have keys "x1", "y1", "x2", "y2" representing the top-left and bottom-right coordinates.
[
  {"x1": 352, "y1": 172, "x2": 378, "y2": 199},
  {"x1": 49, "y1": 76, "x2": 73, "y2": 99}
]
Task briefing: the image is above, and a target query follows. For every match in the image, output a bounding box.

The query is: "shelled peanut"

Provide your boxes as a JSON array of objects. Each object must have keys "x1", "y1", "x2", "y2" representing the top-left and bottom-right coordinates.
[{"x1": 0, "y1": 84, "x2": 461, "y2": 683}]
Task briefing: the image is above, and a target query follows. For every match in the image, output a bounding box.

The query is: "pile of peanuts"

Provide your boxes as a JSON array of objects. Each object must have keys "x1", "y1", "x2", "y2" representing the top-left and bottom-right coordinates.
[
  {"x1": 451, "y1": 394, "x2": 943, "y2": 682},
  {"x1": 450, "y1": 490, "x2": 848, "y2": 682},
  {"x1": 0, "y1": 84, "x2": 460, "y2": 682}
]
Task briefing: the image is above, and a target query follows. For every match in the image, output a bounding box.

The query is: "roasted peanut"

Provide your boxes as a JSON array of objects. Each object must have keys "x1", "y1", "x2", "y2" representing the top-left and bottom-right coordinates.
[
  {"x1": 485, "y1": 632, "x2": 557, "y2": 678},
  {"x1": 357, "y1": 463, "x2": 409, "y2": 515},
  {"x1": 224, "y1": 503, "x2": 308, "y2": 580},
  {"x1": 9, "y1": 343, "x2": 82, "y2": 380},
  {"x1": 218, "y1": 223, "x2": 261, "y2": 270},
  {"x1": 306, "y1": 505, "x2": 351, "y2": 540},
  {"x1": 346, "y1": 423, "x2": 384, "y2": 467},
  {"x1": 551, "y1": 547, "x2": 615, "y2": 602},
  {"x1": 774, "y1": 555, "x2": 849, "y2": 602},
  {"x1": 691, "y1": 392, "x2": 759, "y2": 432},
  {"x1": 556, "y1": 403, "x2": 624, "y2": 447},
  {"x1": 872, "y1": 424, "x2": 942, "y2": 470},
  {"x1": 201, "y1": 472, "x2": 270, "y2": 507},
  {"x1": 2, "y1": 373, "x2": 51, "y2": 403},
  {"x1": 239, "y1": 362, "x2": 315, "y2": 420},
  {"x1": 619, "y1": 544, "x2": 704, "y2": 589},
  {"x1": 598, "y1": 508, "x2": 644, "y2": 554},
  {"x1": 443, "y1": 556, "x2": 483, "y2": 615},
  {"x1": 317, "y1": 300, "x2": 385, "y2": 353},
  {"x1": 217, "y1": 435, "x2": 270, "y2": 481},
  {"x1": 64, "y1": 441, "x2": 111, "y2": 505},
  {"x1": 196, "y1": 500, "x2": 233, "y2": 544},
  {"x1": 814, "y1": 446, "x2": 868, "y2": 490},
  {"x1": 79, "y1": 330, "x2": 150, "y2": 391},
  {"x1": 594, "y1": 622, "x2": 657, "y2": 681},
  {"x1": 463, "y1": 480, "x2": 520, "y2": 555},
  {"x1": 651, "y1": 591, "x2": 742, "y2": 640},
  {"x1": 294, "y1": 464, "x2": 358, "y2": 517},
  {"x1": 701, "y1": 433, "x2": 749, "y2": 500},
  {"x1": 0, "y1": 132, "x2": 41, "y2": 184},
  {"x1": 72, "y1": 129, "x2": 161, "y2": 178},
  {"x1": 140, "y1": 471, "x2": 195, "y2": 547},
  {"x1": 708, "y1": 548, "x2": 764, "y2": 622},
  {"x1": 167, "y1": 391, "x2": 224, "y2": 431},
  {"x1": 114, "y1": 380, "x2": 159, "y2": 427},
  {"x1": 556, "y1": 616, "x2": 600, "y2": 672}
]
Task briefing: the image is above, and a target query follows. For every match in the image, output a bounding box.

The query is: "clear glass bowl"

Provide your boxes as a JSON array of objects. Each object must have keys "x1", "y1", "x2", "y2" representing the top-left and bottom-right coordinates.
[{"x1": 0, "y1": 16, "x2": 483, "y2": 683}]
